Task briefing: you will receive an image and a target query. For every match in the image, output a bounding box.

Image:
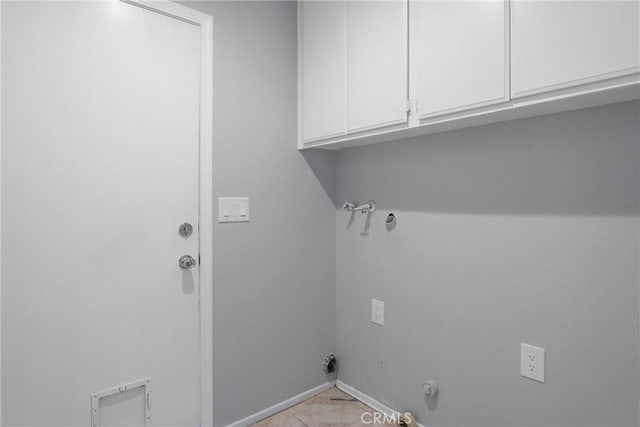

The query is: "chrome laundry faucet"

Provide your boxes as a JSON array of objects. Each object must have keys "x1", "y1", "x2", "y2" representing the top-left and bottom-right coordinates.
[{"x1": 341, "y1": 201, "x2": 375, "y2": 214}]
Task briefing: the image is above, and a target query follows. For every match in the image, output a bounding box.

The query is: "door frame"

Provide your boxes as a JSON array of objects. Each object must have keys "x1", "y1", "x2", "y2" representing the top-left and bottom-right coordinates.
[{"x1": 0, "y1": 1, "x2": 215, "y2": 425}]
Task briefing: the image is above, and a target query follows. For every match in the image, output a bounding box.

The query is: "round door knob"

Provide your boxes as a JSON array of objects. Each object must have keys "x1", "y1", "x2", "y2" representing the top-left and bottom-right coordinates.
[{"x1": 179, "y1": 255, "x2": 197, "y2": 270}]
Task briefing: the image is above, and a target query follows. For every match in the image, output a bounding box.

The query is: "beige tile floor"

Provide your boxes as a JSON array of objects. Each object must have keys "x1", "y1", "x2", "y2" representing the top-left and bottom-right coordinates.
[{"x1": 253, "y1": 387, "x2": 398, "y2": 427}]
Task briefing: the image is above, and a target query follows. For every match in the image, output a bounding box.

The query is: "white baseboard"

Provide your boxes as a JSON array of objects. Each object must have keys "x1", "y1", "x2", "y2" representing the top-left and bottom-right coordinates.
[
  {"x1": 226, "y1": 381, "x2": 334, "y2": 427},
  {"x1": 336, "y1": 380, "x2": 427, "y2": 427}
]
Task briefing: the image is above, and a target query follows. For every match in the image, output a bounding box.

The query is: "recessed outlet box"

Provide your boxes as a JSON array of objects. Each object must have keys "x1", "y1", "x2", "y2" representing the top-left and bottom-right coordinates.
[
  {"x1": 371, "y1": 299, "x2": 384, "y2": 326},
  {"x1": 520, "y1": 343, "x2": 545, "y2": 383}
]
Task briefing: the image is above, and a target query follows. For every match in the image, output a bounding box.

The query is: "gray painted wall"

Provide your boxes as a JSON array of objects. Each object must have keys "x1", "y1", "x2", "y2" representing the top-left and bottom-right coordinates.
[
  {"x1": 180, "y1": 2, "x2": 336, "y2": 426},
  {"x1": 336, "y1": 101, "x2": 640, "y2": 427}
]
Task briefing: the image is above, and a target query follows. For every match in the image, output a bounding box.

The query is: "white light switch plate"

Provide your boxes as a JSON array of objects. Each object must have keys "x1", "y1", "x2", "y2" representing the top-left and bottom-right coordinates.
[
  {"x1": 521, "y1": 343, "x2": 545, "y2": 383},
  {"x1": 218, "y1": 197, "x2": 250, "y2": 223},
  {"x1": 371, "y1": 299, "x2": 384, "y2": 326}
]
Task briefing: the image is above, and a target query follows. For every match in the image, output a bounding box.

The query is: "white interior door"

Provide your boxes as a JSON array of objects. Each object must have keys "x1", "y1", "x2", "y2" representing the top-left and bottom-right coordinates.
[{"x1": 2, "y1": 1, "x2": 202, "y2": 425}]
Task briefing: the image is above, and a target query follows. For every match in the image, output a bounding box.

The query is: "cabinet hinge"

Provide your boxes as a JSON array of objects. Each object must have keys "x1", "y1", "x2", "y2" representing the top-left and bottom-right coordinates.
[{"x1": 406, "y1": 99, "x2": 418, "y2": 115}]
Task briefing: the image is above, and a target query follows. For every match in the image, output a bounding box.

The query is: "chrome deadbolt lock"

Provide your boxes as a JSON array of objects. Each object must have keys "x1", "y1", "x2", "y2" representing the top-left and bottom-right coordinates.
[
  {"x1": 178, "y1": 255, "x2": 197, "y2": 270},
  {"x1": 178, "y1": 222, "x2": 193, "y2": 238}
]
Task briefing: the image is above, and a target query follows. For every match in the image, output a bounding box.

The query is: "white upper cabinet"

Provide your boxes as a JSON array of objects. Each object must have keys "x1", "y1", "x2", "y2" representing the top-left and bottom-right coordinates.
[
  {"x1": 411, "y1": 0, "x2": 509, "y2": 119},
  {"x1": 298, "y1": 0, "x2": 639, "y2": 149},
  {"x1": 512, "y1": 0, "x2": 640, "y2": 98},
  {"x1": 299, "y1": 1, "x2": 346, "y2": 143},
  {"x1": 347, "y1": 1, "x2": 408, "y2": 132}
]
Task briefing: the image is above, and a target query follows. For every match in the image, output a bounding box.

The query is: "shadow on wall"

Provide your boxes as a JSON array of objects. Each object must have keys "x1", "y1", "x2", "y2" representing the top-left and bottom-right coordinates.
[
  {"x1": 336, "y1": 101, "x2": 640, "y2": 217},
  {"x1": 301, "y1": 149, "x2": 338, "y2": 208}
]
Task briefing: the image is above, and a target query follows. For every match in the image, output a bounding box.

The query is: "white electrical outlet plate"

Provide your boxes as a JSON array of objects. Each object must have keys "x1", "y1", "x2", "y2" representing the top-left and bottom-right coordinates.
[
  {"x1": 371, "y1": 299, "x2": 384, "y2": 326},
  {"x1": 521, "y1": 343, "x2": 546, "y2": 383},
  {"x1": 218, "y1": 197, "x2": 250, "y2": 223}
]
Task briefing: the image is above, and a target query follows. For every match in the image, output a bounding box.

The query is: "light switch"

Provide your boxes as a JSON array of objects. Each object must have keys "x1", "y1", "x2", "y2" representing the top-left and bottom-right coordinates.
[{"x1": 218, "y1": 197, "x2": 250, "y2": 223}]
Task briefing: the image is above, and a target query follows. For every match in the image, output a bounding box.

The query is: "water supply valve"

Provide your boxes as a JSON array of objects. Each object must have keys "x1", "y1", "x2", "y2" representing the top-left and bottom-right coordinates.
[{"x1": 422, "y1": 379, "x2": 439, "y2": 397}]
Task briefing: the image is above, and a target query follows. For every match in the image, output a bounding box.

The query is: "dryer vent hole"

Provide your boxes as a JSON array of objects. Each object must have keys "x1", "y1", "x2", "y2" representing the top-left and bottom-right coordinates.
[{"x1": 323, "y1": 354, "x2": 338, "y2": 376}]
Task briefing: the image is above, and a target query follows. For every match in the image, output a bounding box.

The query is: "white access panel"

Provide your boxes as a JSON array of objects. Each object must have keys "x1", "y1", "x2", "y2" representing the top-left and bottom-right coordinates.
[
  {"x1": 412, "y1": 0, "x2": 509, "y2": 119},
  {"x1": 512, "y1": 0, "x2": 640, "y2": 97},
  {"x1": 347, "y1": 0, "x2": 408, "y2": 133},
  {"x1": 91, "y1": 378, "x2": 152, "y2": 427},
  {"x1": 300, "y1": 1, "x2": 347, "y2": 143}
]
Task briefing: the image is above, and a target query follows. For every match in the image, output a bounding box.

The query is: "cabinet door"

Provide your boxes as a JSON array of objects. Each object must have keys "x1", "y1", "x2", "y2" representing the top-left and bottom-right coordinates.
[
  {"x1": 512, "y1": 0, "x2": 640, "y2": 98},
  {"x1": 412, "y1": 0, "x2": 509, "y2": 119},
  {"x1": 299, "y1": 1, "x2": 346, "y2": 143},
  {"x1": 347, "y1": 1, "x2": 408, "y2": 133}
]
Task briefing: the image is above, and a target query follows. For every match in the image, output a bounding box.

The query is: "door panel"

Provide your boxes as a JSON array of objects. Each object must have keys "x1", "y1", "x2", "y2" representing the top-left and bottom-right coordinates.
[
  {"x1": 412, "y1": 0, "x2": 509, "y2": 119},
  {"x1": 300, "y1": 1, "x2": 346, "y2": 143},
  {"x1": 512, "y1": 0, "x2": 640, "y2": 97},
  {"x1": 347, "y1": 0, "x2": 407, "y2": 133},
  {"x1": 2, "y1": 1, "x2": 201, "y2": 425}
]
